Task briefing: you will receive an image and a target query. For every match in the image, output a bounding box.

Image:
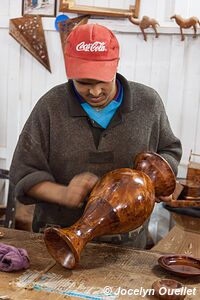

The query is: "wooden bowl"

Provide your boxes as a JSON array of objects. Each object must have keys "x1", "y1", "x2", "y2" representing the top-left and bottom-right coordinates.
[
  {"x1": 158, "y1": 255, "x2": 200, "y2": 277},
  {"x1": 152, "y1": 279, "x2": 186, "y2": 300}
]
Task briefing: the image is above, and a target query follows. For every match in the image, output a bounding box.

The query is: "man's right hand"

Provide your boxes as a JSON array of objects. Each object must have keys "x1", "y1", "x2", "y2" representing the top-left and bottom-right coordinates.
[
  {"x1": 65, "y1": 172, "x2": 99, "y2": 208},
  {"x1": 27, "y1": 172, "x2": 99, "y2": 209}
]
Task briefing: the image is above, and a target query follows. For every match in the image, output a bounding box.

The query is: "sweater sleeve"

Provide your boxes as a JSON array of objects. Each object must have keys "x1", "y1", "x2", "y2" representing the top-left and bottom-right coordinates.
[
  {"x1": 10, "y1": 98, "x2": 55, "y2": 205},
  {"x1": 157, "y1": 103, "x2": 182, "y2": 176}
]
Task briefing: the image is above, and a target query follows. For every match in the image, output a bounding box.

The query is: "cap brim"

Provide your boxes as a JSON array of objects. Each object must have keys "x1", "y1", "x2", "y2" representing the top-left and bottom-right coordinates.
[{"x1": 65, "y1": 56, "x2": 119, "y2": 82}]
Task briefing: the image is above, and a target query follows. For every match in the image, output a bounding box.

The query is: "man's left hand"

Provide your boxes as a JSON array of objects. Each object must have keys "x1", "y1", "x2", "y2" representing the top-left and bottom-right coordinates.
[{"x1": 156, "y1": 195, "x2": 173, "y2": 203}]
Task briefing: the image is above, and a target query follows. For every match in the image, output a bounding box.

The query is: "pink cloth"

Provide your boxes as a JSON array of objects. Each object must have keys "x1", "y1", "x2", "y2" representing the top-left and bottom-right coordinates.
[{"x1": 0, "y1": 243, "x2": 30, "y2": 272}]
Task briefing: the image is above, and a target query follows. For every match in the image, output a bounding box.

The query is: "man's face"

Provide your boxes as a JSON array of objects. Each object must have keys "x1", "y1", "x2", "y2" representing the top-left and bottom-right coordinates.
[{"x1": 73, "y1": 77, "x2": 117, "y2": 108}]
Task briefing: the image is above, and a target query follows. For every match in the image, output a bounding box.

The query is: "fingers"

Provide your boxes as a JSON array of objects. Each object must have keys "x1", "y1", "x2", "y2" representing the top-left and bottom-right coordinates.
[
  {"x1": 155, "y1": 197, "x2": 161, "y2": 203},
  {"x1": 66, "y1": 172, "x2": 99, "y2": 208},
  {"x1": 70, "y1": 172, "x2": 98, "y2": 193},
  {"x1": 79, "y1": 172, "x2": 99, "y2": 189},
  {"x1": 157, "y1": 195, "x2": 173, "y2": 203}
]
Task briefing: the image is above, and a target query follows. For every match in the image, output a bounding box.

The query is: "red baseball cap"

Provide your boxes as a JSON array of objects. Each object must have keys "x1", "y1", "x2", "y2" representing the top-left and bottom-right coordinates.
[{"x1": 64, "y1": 23, "x2": 119, "y2": 81}]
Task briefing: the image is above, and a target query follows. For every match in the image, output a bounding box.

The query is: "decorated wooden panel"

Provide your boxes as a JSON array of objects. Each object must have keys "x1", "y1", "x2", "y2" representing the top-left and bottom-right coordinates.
[{"x1": 9, "y1": 15, "x2": 51, "y2": 72}]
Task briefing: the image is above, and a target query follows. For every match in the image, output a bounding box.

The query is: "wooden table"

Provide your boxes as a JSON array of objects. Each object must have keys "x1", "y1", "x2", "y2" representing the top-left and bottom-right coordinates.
[
  {"x1": 0, "y1": 227, "x2": 199, "y2": 300},
  {"x1": 152, "y1": 214, "x2": 200, "y2": 257}
]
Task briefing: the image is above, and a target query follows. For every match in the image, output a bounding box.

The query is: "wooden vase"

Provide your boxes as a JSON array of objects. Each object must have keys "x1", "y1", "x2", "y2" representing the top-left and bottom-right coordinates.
[{"x1": 44, "y1": 152, "x2": 176, "y2": 269}]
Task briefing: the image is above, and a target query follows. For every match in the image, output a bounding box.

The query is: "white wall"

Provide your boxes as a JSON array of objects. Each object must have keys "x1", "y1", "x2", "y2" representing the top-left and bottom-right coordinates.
[{"x1": 1, "y1": 0, "x2": 200, "y2": 198}]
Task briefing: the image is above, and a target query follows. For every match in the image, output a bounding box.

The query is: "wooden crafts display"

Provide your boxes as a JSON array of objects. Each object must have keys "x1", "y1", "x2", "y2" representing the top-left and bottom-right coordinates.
[
  {"x1": 44, "y1": 152, "x2": 176, "y2": 269},
  {"x1": 171, "y1": 15, "x2": 200, "y2": 41},
  {"x1": 9, "y1": 16, "x2": 51, "y2": 72},
  {"x1": 129, "y1": 15, "x2": 159, "y2": 41},
  {"x1": 178, "y1": 151, "x2": 200, "y2": 201},
  {"x1": 59, "y1": 0, "x2": 140, "y2": 18},
  {"x1": 187, "y1": 151, "x2": 200, "y2": 184}
]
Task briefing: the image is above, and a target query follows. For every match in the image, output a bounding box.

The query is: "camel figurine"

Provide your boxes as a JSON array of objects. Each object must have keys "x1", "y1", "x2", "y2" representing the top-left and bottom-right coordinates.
[
  {"x1": 171, "y1": 15, "x2": 200, "y2": 41},
  {"x1": 129, "y1": 15, "x2": 159, "y2": 41}
]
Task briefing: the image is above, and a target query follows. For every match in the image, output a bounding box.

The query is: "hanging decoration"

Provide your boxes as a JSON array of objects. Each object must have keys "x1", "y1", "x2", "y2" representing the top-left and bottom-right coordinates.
[
  {"x1": 170, "y1": 15, "x2": 200, "y2": 41},
  {"x1": 22, "y1": 0, "x2": 57, "y2": 17},
  {"x1": 58, "y1": 15, "x2": 90, "y2": 56},
  {"x1": 9, "y1": 15, "x2": 51, "y2": 72},
  {"x1": 129, "y1": 15, "x2": 159, "y2": 41},
  {"x1": 55, "y1": 14, "x2": 69, "y2": 31}
]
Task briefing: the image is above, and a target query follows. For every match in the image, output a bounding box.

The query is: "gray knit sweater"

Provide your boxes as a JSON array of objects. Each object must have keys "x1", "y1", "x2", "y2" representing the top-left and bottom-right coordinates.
[{"x1": 10, "y1": 73, "x2": 182, "y2": 232}]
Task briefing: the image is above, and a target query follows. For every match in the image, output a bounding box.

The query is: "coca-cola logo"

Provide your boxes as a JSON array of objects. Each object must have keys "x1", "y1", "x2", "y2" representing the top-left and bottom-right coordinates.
[{"x1": 76, "y1": 41, "x2": 107, "y2": 52}]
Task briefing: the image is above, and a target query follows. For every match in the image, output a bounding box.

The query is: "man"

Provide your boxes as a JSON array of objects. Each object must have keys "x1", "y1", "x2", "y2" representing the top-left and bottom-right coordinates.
[{"x1": 10, "y1": 23, "x2": 182, "y2": 247}]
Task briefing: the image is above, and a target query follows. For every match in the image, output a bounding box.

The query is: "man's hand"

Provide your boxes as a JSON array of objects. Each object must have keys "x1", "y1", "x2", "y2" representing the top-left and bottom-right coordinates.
[
  {"x1": 155, "y1": 182, "x2": 183, "y2": 203},
  {"x1": 27, "y1": 172, "x2": 98, "y2": 208},
  {"x1": 64, "y1": 172, "x2": 99, "y2": 208},
  {"x1": 156, "y1": 194, "x2": 173, "y2": 203}
]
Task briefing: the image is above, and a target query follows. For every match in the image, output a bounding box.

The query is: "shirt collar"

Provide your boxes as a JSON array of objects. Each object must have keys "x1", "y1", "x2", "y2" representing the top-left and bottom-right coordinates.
[
  {"x1": 72, "y1": 79, "x2": 122, "y2": 105},
  {"x1": 67, "y1": 73, "x2": 132, "y2": 117}
]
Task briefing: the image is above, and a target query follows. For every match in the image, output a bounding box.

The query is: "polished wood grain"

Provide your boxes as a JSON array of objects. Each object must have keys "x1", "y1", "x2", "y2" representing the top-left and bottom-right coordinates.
[
  {"x1": 158, "y1": 255, "x2": 200, "y2": 277},
  {"x1": 134, "y1": 152, "x2": 176, "y2": 197},
  {"x1": 44, "y1": 152, "x2": 176, "y2": 269}
]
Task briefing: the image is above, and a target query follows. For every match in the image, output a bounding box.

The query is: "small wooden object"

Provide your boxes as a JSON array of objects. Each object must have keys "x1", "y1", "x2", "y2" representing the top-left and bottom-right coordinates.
[
  {"x1": 177, "y1": 150, "x2": 200, "y2": 201},
  {"x1": 178, "y1": 179, "x2": 200, "y2": 200},
  {"x1": 152, "y1": 279, "x2": 186, "y2": 300},
  {"x1": 9, "y1": 16, "x2": 51, "y2": 72},
  {"x1": 187, "y1": 150, "x2": 200, "y2": 184},
  {"x1": 59, "y1": 0, "x2": 140, "y2": 18},
  {"x1": 171, "y1": 15, "x2": 200, "y2": 41},
  {"x1": 158, "y1": 255, "x2": 200, "y2": 277},
  {"x1": 129, "y1": 15, "x2": 159, "y2": 41}
]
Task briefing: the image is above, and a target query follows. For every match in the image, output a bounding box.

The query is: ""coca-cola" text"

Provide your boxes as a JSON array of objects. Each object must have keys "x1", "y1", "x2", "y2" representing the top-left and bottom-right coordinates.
[{"x1": 76, "y1": 41, "x2": 107, "y2": 52}]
